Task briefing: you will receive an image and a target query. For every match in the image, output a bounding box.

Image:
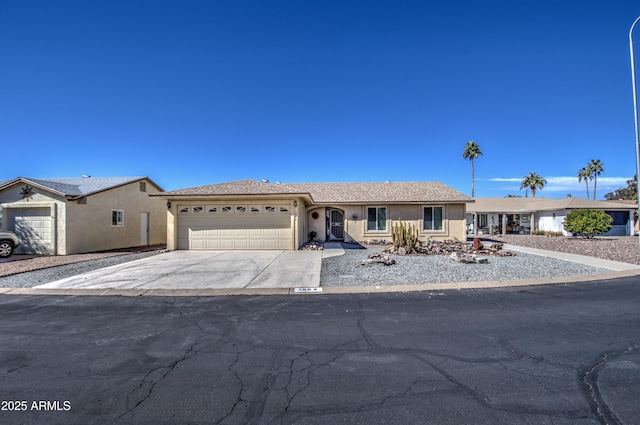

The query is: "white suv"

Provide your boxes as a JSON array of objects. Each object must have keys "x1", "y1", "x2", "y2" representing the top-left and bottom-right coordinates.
[{"x1": 0, "y1": 231, "x2": 20, "y2": 258}]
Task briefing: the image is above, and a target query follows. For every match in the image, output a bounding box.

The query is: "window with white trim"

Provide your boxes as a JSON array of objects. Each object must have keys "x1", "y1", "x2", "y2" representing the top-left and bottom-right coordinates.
[
  {"x1": 111, "y1": 210, "x2": 124, "y2": 226},
  {"x1": 423, "y1": 206, "x2": 444, "y2": 231},
  {"x1": 367, "y1": 207, "x2": 387, "y2": 231}
]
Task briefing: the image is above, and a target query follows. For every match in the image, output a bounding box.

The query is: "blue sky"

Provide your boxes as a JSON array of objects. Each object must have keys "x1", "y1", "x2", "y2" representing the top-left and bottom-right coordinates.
[{"x1": 1, "y1": 0, "x2": 639, "y2": 199}]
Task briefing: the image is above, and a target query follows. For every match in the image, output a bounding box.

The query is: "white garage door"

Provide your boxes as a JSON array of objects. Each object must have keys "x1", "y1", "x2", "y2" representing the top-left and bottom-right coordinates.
[
  {"x1": 177, "y1": 204, "x2": 293, "y2": 250},
  {"x1": 9, "y1": 207, "x2": 54, "y2": 255}
]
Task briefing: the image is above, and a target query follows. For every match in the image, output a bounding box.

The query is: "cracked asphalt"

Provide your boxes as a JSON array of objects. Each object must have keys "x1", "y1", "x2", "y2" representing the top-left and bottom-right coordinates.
[{"x1": 1, "y1": 277, "x2": 639, "y2": 424}]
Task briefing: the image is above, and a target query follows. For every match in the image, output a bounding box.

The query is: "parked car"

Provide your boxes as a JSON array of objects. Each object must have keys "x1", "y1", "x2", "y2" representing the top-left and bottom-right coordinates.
[{"x1": 0, "y1": 231, "x2": 20, "y2": 258}]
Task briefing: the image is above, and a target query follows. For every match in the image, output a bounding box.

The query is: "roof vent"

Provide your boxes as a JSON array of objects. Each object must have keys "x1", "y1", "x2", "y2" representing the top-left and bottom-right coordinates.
[
  {"x1": 82, "y1": 175, "x2": 91, "y2": 178},
  {"x1": 275, "y1": 181, "x2": 281, "y2": 184},
  {"x1": 261, "y1": 179, "x2": 269, "y2": 183}
]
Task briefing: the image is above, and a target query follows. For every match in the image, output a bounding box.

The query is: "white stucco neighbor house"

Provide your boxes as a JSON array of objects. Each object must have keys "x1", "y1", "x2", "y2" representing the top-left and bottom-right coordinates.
[
  {"x1": 466, "y1": 197, "x2": 636, "y2": 236},
  {"x1": 153, "y1": 179, "x2": 473, "y2": 251},
  {"x1": 0, "y1": 176, "x2": 167, "y2": 255}
]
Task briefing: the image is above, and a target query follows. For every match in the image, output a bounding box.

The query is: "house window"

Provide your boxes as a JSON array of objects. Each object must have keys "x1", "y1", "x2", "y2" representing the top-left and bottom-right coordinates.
[
  {"x1": 111, "y1": 210, "x2": 124, "y2": 226},
  {"x1": 179, "y1": 207, "x2": 189, "y2": 214},
  {"x1": 251, "y1": 206, "x2": 261, "y2": 213},
  {"x1": 221, "y1": 206, "x2": 232, "y2": 213},
  {"x1": 265, "y1": 206, "x2": 276, "y2": 213},
  {"x1": 208, "y1": 206, "x2": 217, "y2": 213},
  {"x1": 193, "y1": 206, "x2": 203, "y2": 213},
  {"x1": 279, "y1": 206, "x2": 289, "y2": 213},
  {"x1": 236, "y1": 206, "x2": 247, "y2": 213},
  {"x1": 367, "y1": 207, "x2": 387, "y2": 231},
  {"x1": 424, "y1": 206, "x2": 443, "y2": 231},
  {"x1": 139, "y1": 182, "x2": 147, "y2": 192}
]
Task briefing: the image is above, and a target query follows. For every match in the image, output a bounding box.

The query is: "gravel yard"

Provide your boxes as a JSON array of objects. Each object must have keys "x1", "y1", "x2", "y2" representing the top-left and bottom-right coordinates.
[
  {"x1": 486, "y1": 235, "x2": 640, "y2": 265},
  {"x1": 0, "y1": 248, "x2": 164, "y2": 288},
  {"x1": 320, "y1": 244, "x2": 607, "y2": 287}
]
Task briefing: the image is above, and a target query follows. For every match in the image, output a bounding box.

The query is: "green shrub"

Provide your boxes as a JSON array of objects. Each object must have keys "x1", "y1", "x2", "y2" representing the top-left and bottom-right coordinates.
[{"x1": 563, "y1": 209, "x2": 612, "y2": 239}]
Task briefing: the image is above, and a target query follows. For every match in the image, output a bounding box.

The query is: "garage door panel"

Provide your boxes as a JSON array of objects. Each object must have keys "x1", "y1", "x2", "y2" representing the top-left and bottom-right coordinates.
[
  {"x1": 178, "y1": 204, "x2": 292, "y2": 250},
  {"x1": 10, "y1": 208, "x2": 54, "y2": 255}
]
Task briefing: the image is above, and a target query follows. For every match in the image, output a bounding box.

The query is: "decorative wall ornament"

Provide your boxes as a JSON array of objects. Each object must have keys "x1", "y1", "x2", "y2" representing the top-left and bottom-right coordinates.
[{"x1": 20, "y1": 185, "x2": 34, "y2": 200}]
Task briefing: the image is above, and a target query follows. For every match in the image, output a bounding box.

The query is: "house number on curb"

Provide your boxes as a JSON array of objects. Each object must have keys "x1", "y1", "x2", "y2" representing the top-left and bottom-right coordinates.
[{"x1": 294, "y1": 288, "x2": 323, "y2": 293}]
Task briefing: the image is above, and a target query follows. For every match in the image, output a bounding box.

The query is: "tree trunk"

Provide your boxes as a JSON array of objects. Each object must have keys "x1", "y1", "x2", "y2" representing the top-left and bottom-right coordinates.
[{"x1": 471, "y1": 159, "x2": 475, "y2": 198}]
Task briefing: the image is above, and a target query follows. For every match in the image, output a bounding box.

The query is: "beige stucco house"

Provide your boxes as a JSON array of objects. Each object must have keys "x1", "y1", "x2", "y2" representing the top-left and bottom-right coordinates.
[
  {"x1": 154, "y1": 179, "x2": 472, "y2": 251},
  {"x1": 466, "y1": 197, "x2": 636, "y2": 236},
  {"x1": 0, "y1": 176, "x2": 166, "y2": 255}
]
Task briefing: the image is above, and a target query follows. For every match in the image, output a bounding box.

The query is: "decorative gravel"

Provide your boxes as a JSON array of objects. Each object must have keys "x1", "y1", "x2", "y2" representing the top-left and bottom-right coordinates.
[
  {"x1": 320, "y1": 246, "x2": 608, "y2": 287},
  {"x1": 0, "y1": 251, "x2": 161, "y2": 289}
]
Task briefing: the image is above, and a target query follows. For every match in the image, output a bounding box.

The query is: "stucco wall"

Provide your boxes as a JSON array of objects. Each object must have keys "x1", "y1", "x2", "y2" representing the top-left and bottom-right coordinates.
[
  {"x1": 308, "y1": 203, "x2": 468, "y2": 243},
  {"x1": 65, "y1": 179, "x2": 166, "y2": 254},
  {"x1": 537, "y1": 211, "x2": 565, "y2": 234}
]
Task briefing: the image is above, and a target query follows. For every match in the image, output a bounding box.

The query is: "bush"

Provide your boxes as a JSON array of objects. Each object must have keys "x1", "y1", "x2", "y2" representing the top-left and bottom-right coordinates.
[{"x1": 563, "y1": 209, "x2": 612, "y2": 239}]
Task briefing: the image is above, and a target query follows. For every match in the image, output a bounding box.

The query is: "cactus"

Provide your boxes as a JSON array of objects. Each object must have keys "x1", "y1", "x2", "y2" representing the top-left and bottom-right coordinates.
[{"x1": 392, "y1": 221, "x2": 419, "y2": 254}]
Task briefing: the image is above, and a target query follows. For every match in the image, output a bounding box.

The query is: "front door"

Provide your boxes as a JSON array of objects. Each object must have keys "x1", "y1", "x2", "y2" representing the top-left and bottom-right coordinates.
[
  {"x1": 140, "y1": 212, "x2": 149, "y2": 246},
  {"x1": 328, "y1": 209, "x2": 344, "y2": 240}
]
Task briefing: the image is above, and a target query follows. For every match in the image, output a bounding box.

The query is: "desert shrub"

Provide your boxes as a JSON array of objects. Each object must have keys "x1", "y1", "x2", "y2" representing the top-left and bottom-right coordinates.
[
  {"x1": 533, "y1": 230, "x2": 563, "y2": 237},
  {"x1": 563, "y1": 209, "x2": 612, "y2": 239}
]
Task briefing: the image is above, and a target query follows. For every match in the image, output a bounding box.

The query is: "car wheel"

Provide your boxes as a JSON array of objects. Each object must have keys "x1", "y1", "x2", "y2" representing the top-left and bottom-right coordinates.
[{"x1": 0, "y1": 241, "x2": 14, "y2": 258}]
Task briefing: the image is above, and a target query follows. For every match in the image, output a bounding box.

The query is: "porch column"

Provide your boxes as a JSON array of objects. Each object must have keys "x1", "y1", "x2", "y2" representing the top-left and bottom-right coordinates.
[
  {"x1": 530, "y1": 212, "x2": 535, "y2": 234},
  {"x1": 502, "y1": 213, "x2": 507, "y2": 236},
  {"x1": 473, "y1": 213, "x2": 478, "y2": 236}
]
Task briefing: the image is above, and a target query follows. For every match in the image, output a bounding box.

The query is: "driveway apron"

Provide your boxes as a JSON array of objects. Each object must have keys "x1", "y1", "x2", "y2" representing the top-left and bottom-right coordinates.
[{"x1": 37, "y1": 250, "x2": 322, "y2": 290}]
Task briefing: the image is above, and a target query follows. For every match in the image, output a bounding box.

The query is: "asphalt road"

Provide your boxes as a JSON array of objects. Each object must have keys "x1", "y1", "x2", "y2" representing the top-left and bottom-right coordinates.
[{"x1": 0, "y1": 278, "x2": 639, "y2": 425}]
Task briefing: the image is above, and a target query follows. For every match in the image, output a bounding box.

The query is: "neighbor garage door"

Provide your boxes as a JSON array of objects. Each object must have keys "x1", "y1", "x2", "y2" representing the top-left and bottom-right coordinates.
[
  {"x1": 177, "y1": 204, "x2": 293, "y2": 250},
  {"x1": 9, "y1": 207, "x2": 54, "y2": 255}
]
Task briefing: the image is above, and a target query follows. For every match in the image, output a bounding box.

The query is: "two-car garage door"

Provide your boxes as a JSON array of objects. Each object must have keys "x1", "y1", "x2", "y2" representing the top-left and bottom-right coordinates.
[{"x1": 177, "y1": 204, "x2": 293, "y2": 250}]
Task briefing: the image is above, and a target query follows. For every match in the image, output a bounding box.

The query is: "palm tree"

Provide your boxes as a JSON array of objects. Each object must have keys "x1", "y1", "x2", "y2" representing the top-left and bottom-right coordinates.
[
  {"x1": 577, "y1": 166, "x2": 592, "y2": 199},
  {"x1": 462, "y1": 140, "x2": 482, "y2": 197},
  {"x1": 588, "y1": 159, "x2": 604, "y2": 199},
  {"x1": 520, "y1": 172, "x2": 547, "y2": 198}
]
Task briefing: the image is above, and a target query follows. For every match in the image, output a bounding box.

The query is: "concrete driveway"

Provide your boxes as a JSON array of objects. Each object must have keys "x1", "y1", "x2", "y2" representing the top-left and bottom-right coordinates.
[{"x1": 37, "y1": 250, "x2": 323, "y2": 290}]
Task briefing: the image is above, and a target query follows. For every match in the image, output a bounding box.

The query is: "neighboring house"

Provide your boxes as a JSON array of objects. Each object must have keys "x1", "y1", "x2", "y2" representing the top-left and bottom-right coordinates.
[
  {"x1": 466, "y1": 197, "x2": 636, "y2": 236},
  {"x1": 153, "y1": 179, "x2": 472, "y2": 251},
  {"x1": 0, "y1": 176, "x2": 166, "y2": 255}
]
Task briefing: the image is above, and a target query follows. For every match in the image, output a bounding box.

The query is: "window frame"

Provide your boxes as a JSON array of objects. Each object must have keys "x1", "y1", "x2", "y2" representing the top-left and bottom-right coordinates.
[
  {"x1": 423, "y1": 206, "x2": 444, "y2": 232},
  {"x1": 366, "y1": 206, "x2": 387, "y2": 232},
  {"x1": 111, "y1": 209, "x2": 124, "y2": 227}
]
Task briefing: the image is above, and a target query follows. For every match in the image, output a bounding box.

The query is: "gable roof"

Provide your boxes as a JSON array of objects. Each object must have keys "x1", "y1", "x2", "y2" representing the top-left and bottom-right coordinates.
[
  {"x1": 286, "y1": 182, "x2": 471, "y2": 203},
  {"x1": 156, "y1": 179, "x2": 472, "y2": 204},
  {"x1": 0, "y1": 176, "x2": 158, "y2": 199},
  {"x1": 468, "y1": 197, "x2": 635, "y2": 213}
]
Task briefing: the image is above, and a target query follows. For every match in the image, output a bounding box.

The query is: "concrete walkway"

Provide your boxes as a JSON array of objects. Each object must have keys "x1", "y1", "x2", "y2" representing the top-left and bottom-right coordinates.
[{"x1": 503, "y1": 244, "x2": 640, "y2": 272}]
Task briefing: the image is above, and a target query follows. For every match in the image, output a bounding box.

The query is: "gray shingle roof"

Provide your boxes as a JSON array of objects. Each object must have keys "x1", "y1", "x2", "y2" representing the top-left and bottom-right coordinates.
[
  {"x1": 1, "y1": 176, "x2": 151, "y2": 198},
  {"x1": 158, "y1": 179, "x2": 472, "y2": 204},
  {"x1": 467, "y1": 197, "x2": 635, "y2": 213},
  {"x1": 286, "y1": 182, "x2": 470, "y2": 203}
]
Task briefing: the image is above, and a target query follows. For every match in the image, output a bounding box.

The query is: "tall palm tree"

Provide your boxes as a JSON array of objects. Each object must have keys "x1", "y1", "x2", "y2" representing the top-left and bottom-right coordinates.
[
  {"x1": 520, "y1": 172, "x2": 547, "y2": 198},
  {"x1": 577, "y1": 166, "x2": 592, "y2": 199},
  {"x1": 588, "y1": 159, "x2": 604, "y2": 200},
  {"x1": 462, "y1": 140, "x2": 482, "y2": 198}
]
